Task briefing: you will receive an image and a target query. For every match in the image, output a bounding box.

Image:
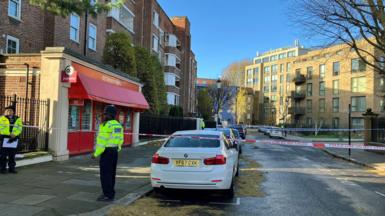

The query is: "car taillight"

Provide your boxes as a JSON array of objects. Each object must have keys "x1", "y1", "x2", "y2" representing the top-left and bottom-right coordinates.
[
  {"x1": 204, "y1": 155, "x2": 226, "y2": 165},
  {"x1": 152, "y1": 153, "x2": 169, "y2": 164}
]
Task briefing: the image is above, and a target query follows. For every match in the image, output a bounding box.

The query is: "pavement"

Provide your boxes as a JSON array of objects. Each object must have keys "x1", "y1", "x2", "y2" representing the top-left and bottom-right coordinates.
[
  {"x1": 284, "y1": 134, "x2": 385, "y2": 173},
  {"x1": 0, "y1": 143, "x2": 160, "y2": 216}
]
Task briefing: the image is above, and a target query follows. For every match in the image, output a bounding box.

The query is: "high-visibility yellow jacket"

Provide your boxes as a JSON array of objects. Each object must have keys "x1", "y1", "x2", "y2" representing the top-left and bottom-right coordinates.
[
  {"x1": 0, "y1": 115, "x2": 23, "y2": 136},
  {"x1": 94, "y1": 120, "x2": 124, "y2": 157}
]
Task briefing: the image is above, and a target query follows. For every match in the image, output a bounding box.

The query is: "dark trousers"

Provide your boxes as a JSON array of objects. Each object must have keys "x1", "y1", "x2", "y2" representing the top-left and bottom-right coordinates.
[
  {"x1": 0, "y1": 147, "x2": 16, "y2": 171},
  {"x1": 99, "y1": 148, "x2": 118, "y2": 199}
]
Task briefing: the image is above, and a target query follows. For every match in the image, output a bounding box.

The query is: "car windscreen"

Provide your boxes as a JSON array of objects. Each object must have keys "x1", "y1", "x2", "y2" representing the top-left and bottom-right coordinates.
[
  {"x1": 164, "y1": 135, "x2": 220, "y2": 148},
  {"x1": 218, "y1": 129, "x2": 231, "y2": 137},
  {"x1": 233, "y1": 130, "x2": 240, "y2": 138}
]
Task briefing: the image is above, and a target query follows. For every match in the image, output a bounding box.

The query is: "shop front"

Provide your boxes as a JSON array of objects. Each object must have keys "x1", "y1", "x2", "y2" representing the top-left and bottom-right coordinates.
[{"x1": 67, "y1": 62, "x2": 149, "y2": 155}]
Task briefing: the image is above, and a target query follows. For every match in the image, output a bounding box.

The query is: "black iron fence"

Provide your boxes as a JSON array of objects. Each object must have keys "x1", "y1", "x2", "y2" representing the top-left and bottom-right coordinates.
[
  {"x1": 140, "y1": 115, "x2": 197, "y2": 136},
  {"x1": 0, "y1": 95, "x2": 50, "y2": 153}
]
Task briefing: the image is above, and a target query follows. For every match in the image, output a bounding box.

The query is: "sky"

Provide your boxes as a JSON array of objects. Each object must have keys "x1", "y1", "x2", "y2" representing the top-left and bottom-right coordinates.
[{"x1": 157, "y1": 0, "x2": 308, "y2": 79}]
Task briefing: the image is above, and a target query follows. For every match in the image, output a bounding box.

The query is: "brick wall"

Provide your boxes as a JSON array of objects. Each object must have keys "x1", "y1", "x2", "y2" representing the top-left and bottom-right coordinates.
[{"x1": 0, "y1": 1, "x2": 47, "y2": 54}]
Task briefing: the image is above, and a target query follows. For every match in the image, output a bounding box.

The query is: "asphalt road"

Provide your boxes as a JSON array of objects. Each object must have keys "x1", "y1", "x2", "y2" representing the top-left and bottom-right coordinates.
[{"x1": 136, "y1": 130, "x2": 385, "y2": 216}]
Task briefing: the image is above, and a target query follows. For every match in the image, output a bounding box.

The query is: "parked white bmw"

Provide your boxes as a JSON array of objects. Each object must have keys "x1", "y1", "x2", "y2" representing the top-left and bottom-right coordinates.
[{"x1": 151, "y1": 130, "x2": 239, "y2": 197}]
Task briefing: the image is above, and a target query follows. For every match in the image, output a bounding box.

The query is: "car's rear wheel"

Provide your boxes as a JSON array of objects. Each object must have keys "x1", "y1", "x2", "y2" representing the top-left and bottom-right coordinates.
[{"x1": 224, "y1": 180, "x2": 235, "y2": 198}]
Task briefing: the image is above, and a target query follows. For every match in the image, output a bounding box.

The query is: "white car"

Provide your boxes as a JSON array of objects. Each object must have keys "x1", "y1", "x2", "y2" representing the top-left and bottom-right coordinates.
[
  {"x1": 269, "y1": 127, "x2": 284, "y2": 139},
  {"x1": 151, "y1": 130, "x2": 239, "y2": 197}
]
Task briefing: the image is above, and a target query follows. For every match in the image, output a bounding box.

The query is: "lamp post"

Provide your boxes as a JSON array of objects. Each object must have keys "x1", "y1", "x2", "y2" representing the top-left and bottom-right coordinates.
[{"x1": 216, "y1": 78, "x2": 222, "y2": 129}]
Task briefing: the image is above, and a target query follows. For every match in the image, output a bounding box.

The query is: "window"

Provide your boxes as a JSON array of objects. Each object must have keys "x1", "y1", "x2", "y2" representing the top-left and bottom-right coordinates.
[
  {"x1": 306, "y1": 117, "x2": 313, "y2": 126},
  {"x1": 332, "y1": 98, "x2": 339, "y2": 112},
  {"x1": 167, "y1": 93, "x2": 177, "y2": 105},
  {"x1": 88, "y1": 24, "x2": 97, "y2": 51},
  {"x1": 380, "y1": 99, "x2": 385, "y2": 112},
  {"x1": 152, "y1": 10, "x2": 159, "y2": 28},
  {"x1": 262, "y1": 57, "x2": 270, "y2": 63},
  {"x1": 352, "y1": 58, "x2": 366, "y2": 72},
  {"x1": 279, "y1": 85, "x2": 284, "y2": 94},
  {"x1": 272, "y1": 64, "x2": 278, "y2": 74},
  {"x1": 295, "y1": 68, "x2": 301, "y2": 76},
  {"x1": 333, "y1": 80, "x2": 339, "y2": 95},
  {"x1": 272, "y1": 75, "x2": 278, "y2": 81},
  {"x1": 165, "y1": 53, "x2": 176, "y2": 66},
  {"x1": 280, "y1": 97, "x2": 283, "y2": 105},
  {"x1": 319, "y1": 81, "x2": 325, "y2": 96},
  {"x1": 306, "y1": 99, "x2": 312, "y2": 113},
  {"x1": 332, "y1": 118, "x2": 339, "y2": 129},
  {"x1": 307, "y1": 83, "x2": 312, "y2": 96},
  {"x1": 255, "y1": 58, "x2": 261, "y2": 64},
  {"x1": 287, "y1": 51, "x2": 295, "y2": 57},
  {"x1": 81, "y1": 101, "x2": 92, "y2": 131},
  {"x1": 264, "y1": 66, "x2": 270, "y2": 73},
  {"x1": 270, "y1": 55, "x2": 278, "y2": 61},
  {"x1": 280, "y1": 64, "x2": 284, "y2": 73},
  {"x1": 319, "y1": 99, "x2": 325, "y2": 112},
  {"x1": 333, "y1": 62, "x2": 340, "y2": 76},
  {"x1": 287, "y1": 63, "x2": 291, "y2": 72},
  {"x1": 6, "y1": 35, "x2": 19, "y2": 54},
  {"x1": 380, "y1": 56, "x2": 385, "y2": 71},
  {"x1": 286, "y1": 85, "x2": 290, "y2": 93},
  {"x1": 280, "y1": 75, "x2": 284, "y2": 83},
  {"x1": 279, "y1": 53, "x2": 287, "y2": 59},
  {"x1": 286, "y1": 73, "x2": 291, "y2": 83},
  {"x1": 8, "y1": 0, "x2": 21, "y2": 20},
  {"x1": 319, "y1": 64, "x2": 325, "y2": 80},
  {"x1": 263, "y1": 86, "x2": 269, "y2": 93},
  {"x1": 247, "y1": 69, "x2": 253, "y2": 77},
  {"x1": 68, "y1": 105, "x2": 80, "y2": 130},
  {"x1": 271, "y1": 84, "x2": 277, "y2": 92},
  {"x1": 306, "y1": 67, "x2": 313, "y2": 80},
  {"x1": 352, "y1": 118, "x2": 364, "y2": 129},
  {"x1": 164, "y1": 73, "x2": 176, "y2": 86},
  {"x1": 70, "y1": 13, "x2": 80, "y2": 42},
  {"x1": 351, "y1": 96, "x2": 366, "y2": 112},
  {"x1": 125, "y1": 112, "x2": 132, "y2": 129},
  {"x1": 152, "y1": 34, "x2": 159, "y2": 53},
  {"x1": 351, "y1": 77, "x2": 366, "y2": 92}
]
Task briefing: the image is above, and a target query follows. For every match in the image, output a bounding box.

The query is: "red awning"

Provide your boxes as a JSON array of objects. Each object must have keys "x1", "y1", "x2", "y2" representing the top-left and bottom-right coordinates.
[{"x1": 69, "y1": 73, "x2": 149, "y2": 110}]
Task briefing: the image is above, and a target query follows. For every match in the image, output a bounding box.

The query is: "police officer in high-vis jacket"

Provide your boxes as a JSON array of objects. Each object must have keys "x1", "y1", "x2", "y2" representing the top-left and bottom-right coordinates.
[
  {"x1": 0, "y1": 104, "x2": 23, "y2": 174},
  {"x1": 92, "y1": 105, "x2": 124, "y2": 202}
]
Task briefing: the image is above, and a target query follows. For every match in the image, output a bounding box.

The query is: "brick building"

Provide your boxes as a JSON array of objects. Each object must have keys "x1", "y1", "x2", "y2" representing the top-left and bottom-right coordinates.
[
  {"x1": 245, "y1": 40, "x2": 384, "y2": 129},
  {"x1": 0, "y1": 0, "x2": 197, "y2": 113}
]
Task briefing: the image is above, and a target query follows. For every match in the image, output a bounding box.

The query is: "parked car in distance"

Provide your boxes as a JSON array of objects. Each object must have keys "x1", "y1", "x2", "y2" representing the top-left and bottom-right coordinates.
[
  {"x1": 268, "y1": 127, "x2": 284, "y2": 139},
  {"x1": 151, "y1": 130, "x2": 239, "y2": 198},
  {"x1": 230, "y1": 125, "x2": 247, "y2": 139},
  {"x1": 230, "y1": 128, "x2": 242, "y2": 154}
]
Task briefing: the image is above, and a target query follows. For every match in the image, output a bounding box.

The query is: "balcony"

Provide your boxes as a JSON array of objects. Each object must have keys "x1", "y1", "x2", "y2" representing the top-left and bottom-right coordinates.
[
  {"x1": 293, "y1": 74, "x2": 306, "y2": 85},
  {"x1": 289, "y1": 107, "x2": 305, "y2": 116},
  {"x1": 292, "y1": 91, "x2": 306, "y2": 100},
  {"x1": 164, "y1": 46, "x2": 182, "y2": 57},
  {"x1": 379, "y1": 85, "x2": 385, "y2": 95}
]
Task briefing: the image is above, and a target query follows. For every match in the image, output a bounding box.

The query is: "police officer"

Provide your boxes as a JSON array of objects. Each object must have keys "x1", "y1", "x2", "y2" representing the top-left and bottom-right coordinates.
[
  {"x1": 0, "y1": 104, "x2": 23, "y2": 174},
  {"x1": 92, "y1": 105, "x2": 124, "y2": 202}
]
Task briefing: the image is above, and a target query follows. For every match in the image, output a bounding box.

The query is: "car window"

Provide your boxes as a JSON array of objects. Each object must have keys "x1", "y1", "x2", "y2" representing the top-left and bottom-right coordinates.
[{"x1": 164, "y1": 134, "x2": 220, "y2": 148}]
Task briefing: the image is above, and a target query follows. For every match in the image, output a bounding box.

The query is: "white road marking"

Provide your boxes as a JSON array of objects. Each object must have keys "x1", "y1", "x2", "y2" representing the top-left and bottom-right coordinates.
[{"x1": 375, "y1": 191, "x2": 385, "y2": 197}]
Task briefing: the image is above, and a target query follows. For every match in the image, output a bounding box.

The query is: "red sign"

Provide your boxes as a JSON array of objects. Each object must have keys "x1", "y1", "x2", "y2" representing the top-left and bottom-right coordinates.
[
  {"x1": 69, "y1": 99, "x2": 84, "y2": 106},
  {"x1": 61, "y1": 65, "x2": 77, "y2": 83}
]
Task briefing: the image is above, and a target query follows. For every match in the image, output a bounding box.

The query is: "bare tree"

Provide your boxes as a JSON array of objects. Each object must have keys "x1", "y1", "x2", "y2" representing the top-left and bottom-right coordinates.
[
  {"x1": 292, "y1": 0, "x2": 385, "y2": 73},
  {"x1": 208, "y1": 81, "x2": 234, "y2": 120},
  {"x1": 221, "y1": 59, "x2": 251, "y2": 87}
]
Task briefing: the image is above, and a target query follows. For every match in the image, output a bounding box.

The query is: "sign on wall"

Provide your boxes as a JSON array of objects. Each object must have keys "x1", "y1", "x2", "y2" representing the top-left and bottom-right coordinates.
[{"x1": 61, "y1": 65, "x2": 77, "y2": 83}]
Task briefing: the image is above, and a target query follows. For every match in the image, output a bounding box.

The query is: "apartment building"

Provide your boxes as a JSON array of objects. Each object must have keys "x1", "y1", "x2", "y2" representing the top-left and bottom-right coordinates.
[
  {"x1": 0, "y1": 0, "x2": 197, "y2": 114},
  {"x1": 245, "y1": 40, "x2": 383, "y2": 129}
]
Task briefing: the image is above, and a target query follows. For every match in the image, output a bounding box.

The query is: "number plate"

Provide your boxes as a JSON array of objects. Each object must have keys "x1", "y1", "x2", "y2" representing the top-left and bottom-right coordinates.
[{"x1": 173, "y1": 160, "x2": 200, "y2": 167}]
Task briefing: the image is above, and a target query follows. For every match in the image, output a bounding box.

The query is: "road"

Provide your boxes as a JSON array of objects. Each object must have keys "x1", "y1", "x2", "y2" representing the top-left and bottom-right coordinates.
[{"x1": 118, "y1": 130, "x2": 385, "y2": 216}]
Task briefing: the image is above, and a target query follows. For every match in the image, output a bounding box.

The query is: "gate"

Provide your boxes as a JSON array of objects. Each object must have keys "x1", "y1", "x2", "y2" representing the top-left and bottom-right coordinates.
[{"x1": 0, "y1": 95, "x2": 50, "y2": 153}]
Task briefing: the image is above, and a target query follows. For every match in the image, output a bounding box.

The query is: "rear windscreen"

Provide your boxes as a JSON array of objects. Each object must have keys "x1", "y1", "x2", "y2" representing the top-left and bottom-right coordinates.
[{"x1": 164, "y1": 135, "x2": 220, "y2": 148}]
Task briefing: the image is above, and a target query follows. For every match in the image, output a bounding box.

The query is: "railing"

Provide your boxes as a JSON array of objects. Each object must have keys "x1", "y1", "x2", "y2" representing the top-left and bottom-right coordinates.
[
  {"x1": 292, "y1": 91, "x2": 306, "y2": 100},
  {"x1": 0, "y1": 95, "x2": 50, "y2": 153}
]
